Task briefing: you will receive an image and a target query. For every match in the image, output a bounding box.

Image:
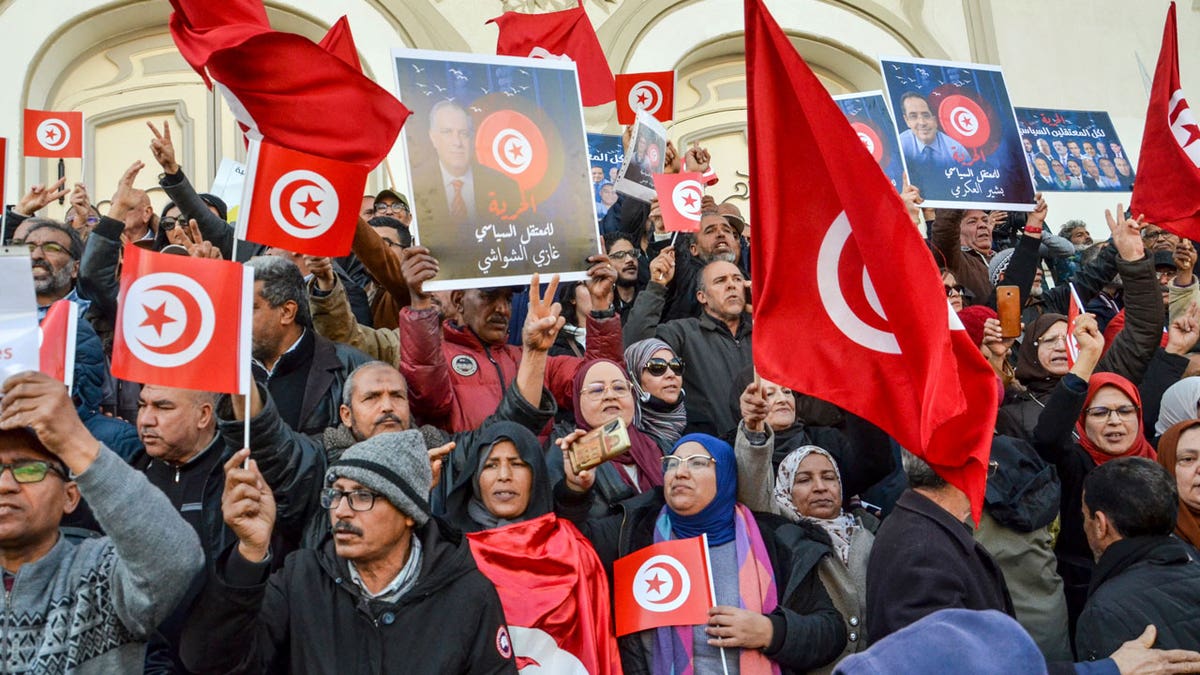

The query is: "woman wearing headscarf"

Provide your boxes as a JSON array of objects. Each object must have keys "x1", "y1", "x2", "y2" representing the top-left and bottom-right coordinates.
[
  {"x1": 1154, "y1": 420, "x2": 1200, "y2": 561},
  {"x1": 545, "y1": 358, "x2": 669, "y2": 519},
  {"x1": 1155, "y1": 377, "x2": 1200, "y2": 440},
  {"x1": 625, "y1": 338, "x2": 687, "y2": 451},
  {"x1": 445, "y1": 421, "x2": 624, "y2": 672},
  {"x1": 554, "y1": 433, "x2": 846, "y2": 674}
]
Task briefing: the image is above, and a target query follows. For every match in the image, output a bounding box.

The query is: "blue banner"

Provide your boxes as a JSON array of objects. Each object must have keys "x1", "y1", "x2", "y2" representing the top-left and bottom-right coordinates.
[
  {"x1": 1015, "y1": 108, "x2": 1134, "y2": 192},
  {"x1": 587, "y1": 133, "x2": 624, "y2": 219},
  {"x1": 833, "y1": 92, "x2": 904, "y2": 192}
]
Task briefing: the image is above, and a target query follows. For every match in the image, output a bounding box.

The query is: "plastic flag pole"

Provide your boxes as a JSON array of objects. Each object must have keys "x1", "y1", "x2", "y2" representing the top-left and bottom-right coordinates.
[{"x1": 702, "y1": 533, "x2": 730, "y2": 675}]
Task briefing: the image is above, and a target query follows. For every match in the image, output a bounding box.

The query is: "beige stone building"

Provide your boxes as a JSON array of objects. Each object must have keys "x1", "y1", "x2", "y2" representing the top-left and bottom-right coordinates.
[{"x1": 3, "y1": 0, "x2": 1198, "y2": 231}]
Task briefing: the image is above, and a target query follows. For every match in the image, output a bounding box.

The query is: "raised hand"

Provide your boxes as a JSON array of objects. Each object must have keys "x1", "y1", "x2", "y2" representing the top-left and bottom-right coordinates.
[
  {"x1": 107, "y1": 161, "x2": 145, "y2": 222},
  {"x1": 306, "y1": 256, "x2": 336, "y2": 291},
  {"x1": 400, "y1": 245, "x2": 440, "y2": 309},
  {"x1": 649, "y1": 247, "x2": 675, "y2": 286},
  {"x1": 740, "y1": 379, "x2": 769, "y2": 432},
  {"x1": 147, "y1": 120, "x2": 180, "y2": 174},
  {"x1": 685, "y1": 142, "x2": 711, "y2": 174},
  {"x1": 664, "y1": 141, "x2": 681, "y2": 174},
  {"x1": 429, "y1": 441, "x2": 455, "y2": 490},
  {"x1": 14, "y1": 177, "x2": 69, "y2": 217},
  {"x1": 222, "y1": 448, "x2": 276, "y2": 564},
  {"x1": 1025, "y1": 193, "x2": 1047, "y2": 231},
  {"x1": 557, "y1": 431, "x2": 595, "y2": 494},
  {"x1": 1106, "y1": 203, "x2": 1146, "y2": 262},
  {"x1": 1174, "y1": 239, "x2": 1196, "y2": 286},
  {"x1": 585, "y1": 255, "x2": 616, "y2": 311},
  {"x1": 522, "y1": 273, "x2": 564, "y2": 352},
  {"x1": 0, "y1": 371, "x2": 98, "y2": 474},
  {"x1": 1167, "y1": 302, "x2": 1200, "y2": 356}
]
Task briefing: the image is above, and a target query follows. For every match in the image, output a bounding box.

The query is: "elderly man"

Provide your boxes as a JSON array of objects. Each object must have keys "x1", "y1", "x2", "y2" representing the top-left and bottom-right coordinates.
[
  {"x1": 0, "y1": 371, "x2": 202, "y2": 673},
  {"x1": 625, "y1": 258, "x2": 752, "y2": 436},
  {"x1": 245, "y1": 256, "x2": 372, "y2": 435},
  {"x1": 651, "y1": 210, "x2": 747, "y2": 322},
  {"x1": 866, "y1": 451, "x2": 1013, "y2": 644},
  {"x1": 180, "y1": 430, "x2": 516, "y2": 674},
  {"x1": 931, "y1": 209, "x2": 998, "y2": 302},
  {"x1": 372, "y1": 188, "x2": 413, "y2": 226},
  {"x1": 1075, "y1": 458, "x2": 1200, "y2": 661}
]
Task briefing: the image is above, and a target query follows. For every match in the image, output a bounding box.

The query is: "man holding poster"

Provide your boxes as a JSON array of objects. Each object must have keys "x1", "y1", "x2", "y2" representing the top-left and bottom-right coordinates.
[{"x1": 393, "y1": 49, "x2": 602, "y2": 291}]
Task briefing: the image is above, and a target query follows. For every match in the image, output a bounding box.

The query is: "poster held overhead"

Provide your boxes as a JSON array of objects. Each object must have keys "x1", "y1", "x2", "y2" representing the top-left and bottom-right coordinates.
[
  {"x1": 1014, "y1": 108, "x2": 1135, "y2": 192},
  {"x1": 0, "y1": 249, "x2": 40, "y2": 379},
  {"x1": 833, "y1": 91, "x2": 905, "y2": 193},
  {"x1": 615, "y1": 110, "x2": 668, "y2": 203}
]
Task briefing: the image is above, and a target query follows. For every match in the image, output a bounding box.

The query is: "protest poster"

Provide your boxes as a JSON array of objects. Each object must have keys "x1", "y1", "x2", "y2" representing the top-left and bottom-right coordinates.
[
  {"x1": 1015, "y1": 108, "x2": 1135, "y2": 192},
  {"x1": 392, "y1": 48, "x2": 601, "y2": 292},
  {"x1": 615, "y1": 109, "x2": 668, "y2": 203},
  {"x1": 209, "y1": 158, "x2": 246, "y2": 224},
  {"x1": 0, "y1": 249, "x2": 39, "y2": 380},
  {"x1": 880, "y1": 56, "x2": 1036, "y2": 211},
  {"x1": 833, "y1": 91, "x2": 904, "y2": 192},
  {"x1": 587, "y1": 133, "x2": 623, "y2": 219}
]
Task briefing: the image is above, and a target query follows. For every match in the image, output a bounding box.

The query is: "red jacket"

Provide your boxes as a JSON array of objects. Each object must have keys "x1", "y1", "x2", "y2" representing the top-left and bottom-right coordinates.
[{"x1": 399, "y1": 307, "x2": 624, "y2": 432}]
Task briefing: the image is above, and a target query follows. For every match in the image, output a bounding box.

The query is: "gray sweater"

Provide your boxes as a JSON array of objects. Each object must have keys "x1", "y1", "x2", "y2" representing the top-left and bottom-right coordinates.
[{"x1": 1, "y1": 446, "x2": 204, "y2": 674}]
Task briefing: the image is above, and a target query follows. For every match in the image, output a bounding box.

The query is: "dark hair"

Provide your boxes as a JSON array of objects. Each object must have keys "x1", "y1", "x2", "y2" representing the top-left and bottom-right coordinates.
[
  {"x1": 369, "y1": 216, "x2": 412, "y2": 247},
  {"x1": 603, "y1": 231, "x2": 636, "y2": 252},
  {"x1": 901, "y1": 449, "x2": 948, "y2": 490},
  {"x1": 900, "y1": 91, "x2": 930, "y2": 111},
  {"x1": 1083, "y1": 457, "x2": 1178, "y2": 538},
  {"x1": 24, "y1": 221, "x2": 84, "y2": 260},
  {"x1": 555, "y1": 281, "x2": 586, "y2": 327},
  {"x1": 245, "y1": 256, "x2": 312, "y2": 328}
]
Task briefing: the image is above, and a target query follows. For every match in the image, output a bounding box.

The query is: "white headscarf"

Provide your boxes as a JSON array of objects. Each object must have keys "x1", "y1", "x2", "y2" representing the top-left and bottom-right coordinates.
[
  {"x1": 1156, "y1": 376, "x2": 1200, "y2": 436},
  {"x1": 773, "y1": 445, "x2": 858, "y2": 565}
]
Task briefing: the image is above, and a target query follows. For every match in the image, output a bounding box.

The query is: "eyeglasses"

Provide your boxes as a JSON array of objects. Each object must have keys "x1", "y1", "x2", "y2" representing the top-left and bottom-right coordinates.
[
  {"x1": 160, "y1": 217, "x2": 178, "y2": 231},
  {"x1": 661, "y1": 454, "x2": 717, "y2": 474},
  {"x1": 580, "y1": 381, "x2": 633, "y2": 401},
  {"x1": 608, "y1": 250, "x2": 638, "y2": 261},
  {"x1": 944, "y1": 284, "x2": 965, "y2": 297},
  {"x1": 643, "y1": 357, "x2": 684, "y2": 377},
  {"x1": 381, "y1": 238, "x2": 406, "y2": 249},
  {"x1": 14, "y1": 241, "x2": 69, "y2": 256},
  {"x1": 1142, "y1": 230, "x2": 1170, "y2": 241},
  {"x1": 0, "y1": 460, "x2": 66, "y2": 484},
  {"x1": 1036, "y1": 335, "x2": 1069, "y2": 348},
  {"x1": 1084, "y1": 405, "x2": 1139, "y2": 421},
  {"x1": 320, "y1": 487, "x2": 381, "y2": 512},
  {"x1": 374, "y1": 201, "x2": 410, "y2": 215}
]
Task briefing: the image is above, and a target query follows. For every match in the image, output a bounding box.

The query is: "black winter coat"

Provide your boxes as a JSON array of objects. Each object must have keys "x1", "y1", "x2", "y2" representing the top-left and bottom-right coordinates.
[
  {"x1": 865, "y1": 490, "x2": 1014, "y2": 644},
  {"x1": 1076, "y1": 537, "x2": 1200, "y2": 661},
  {"x1": 555, "y1": 486, "x2": 846, "y2": 674},
  {"x1": 180, "y1": 519, "x2": 517, "y2": 674}
]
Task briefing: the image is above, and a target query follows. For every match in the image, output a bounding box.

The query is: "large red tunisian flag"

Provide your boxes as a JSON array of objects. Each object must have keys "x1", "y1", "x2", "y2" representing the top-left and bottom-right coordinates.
[
  {"x1": 745, "y1": 0, "x2": 997, "y2": 520},
  {"x1": 488, "y1": 1, "x2": 615, "y2": 107},
  {"x1": 167, "y1": 0, "x2": 409, "y2": 168},
  {"x1": 112, "y1": 245, "x2": 253, "y2": 395},
  {"x1": 1130, "y1": 2, "x2": 1200, "y2": 239},
  {"x1": 467, "y1": 514, "x2": 622, "y2": 674}
]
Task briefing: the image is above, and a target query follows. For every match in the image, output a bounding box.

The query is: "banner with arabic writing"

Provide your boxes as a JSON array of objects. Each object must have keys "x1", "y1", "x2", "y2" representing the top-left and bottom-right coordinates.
[
  {"x1": 1015, "y1": 108, "x2": 1134, "y2": 193},
  {"x1": 587, "y1": 133, "x2": 624, "y2": 220},
  {"x1": 833, "y1": 91, "x2": 905, "y2": 193},
  {"x1": 880, "y1": 56, "x2": 1036, "y2": 211},
  {"x1": 392, "y1": 48, "x2": 601, "y2": 291}
]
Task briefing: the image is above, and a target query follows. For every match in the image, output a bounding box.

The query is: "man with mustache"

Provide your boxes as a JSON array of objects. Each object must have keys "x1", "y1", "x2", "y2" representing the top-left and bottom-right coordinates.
[{"x1": 181, "y1": 430, "x2": 516, "y2": 673}]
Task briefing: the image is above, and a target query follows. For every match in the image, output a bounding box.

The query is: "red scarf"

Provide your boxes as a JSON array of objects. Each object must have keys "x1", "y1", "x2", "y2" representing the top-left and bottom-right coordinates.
[{"x1": 1074, "y1": 372, "x2": 1157, "y2": 466}]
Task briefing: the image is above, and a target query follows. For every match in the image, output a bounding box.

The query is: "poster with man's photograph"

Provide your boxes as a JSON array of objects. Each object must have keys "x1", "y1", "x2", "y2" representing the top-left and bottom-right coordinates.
[
  {"x1": 833, "y1": 91, "x2": 905, "y2": 193},
  {"x1": 1015, "y1": 108, "x2": 1135, "y2": 192},
  {"x1": 587, "y1": 133, "x2": 623, "y2": 220},
  {"x1": 880, "y1": 56, "x2": 1036, "y2": 211},
  {"x1": 614, "y1": 110, "x2": 668, "y2": 203},
  {"x1": 391, "y1": 48, "x2": 601, "y2": 291}
]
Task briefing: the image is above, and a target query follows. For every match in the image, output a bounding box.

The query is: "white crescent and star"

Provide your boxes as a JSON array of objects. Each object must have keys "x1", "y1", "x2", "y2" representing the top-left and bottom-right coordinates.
[
  {"x1": 1169, "y1": 89, "x2": 1200, "y2": 167},
  {"x1": 629, "y1": 80, "x2": 663, "y2": 115},
  {"x1": 950, "y1": 106, "x2": 979, "y2": 137},
  {"x1": 122, "y1": 272, "x2": 216, "y2": 368},
  {"x1": 632, "y1": 554, "x2": 691, "y2": 613},
  {"x1": 492, "y1": 128, "x2": 533, "y2": 175},
  {"x1": 35, "y1": 118, "x2": 71, "y2": 152},
  {"x1": 269, "y1": 169, "x2": 339, "y2": 239},
  {"x1": 671, "y1": 180, "x2": 704, "y2": 220}
]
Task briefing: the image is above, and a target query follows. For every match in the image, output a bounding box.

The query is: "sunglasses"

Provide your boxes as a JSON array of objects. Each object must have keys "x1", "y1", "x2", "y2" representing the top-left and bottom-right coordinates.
[
  {"x1": 643, "y1": 357, "x2": 684, "y2": 376},
  {"x1": 944, "y1": 284, "x2": 965, "y2": 297},
  {"x1": 1, "y1": 460, "x2": 66, "y2": 484}
]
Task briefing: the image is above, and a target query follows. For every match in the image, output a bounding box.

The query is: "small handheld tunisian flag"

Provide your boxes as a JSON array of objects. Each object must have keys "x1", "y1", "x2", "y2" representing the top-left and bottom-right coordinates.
[
  {"x1": 614, "y1": 535, "x2": 712, "y2": 637},
  {"x1": 112, "y1": 244, "x2": 253, "y2": 394},
  {"x1": 468, "y1": 514, "x2": 622, "y2": 673},
  {"x1": 39, "y1": 300, "x2": 77, "y2": 389},
  {"x1": 237, "y1": 139, "x2": 367, "y2": 256},
  {"x1": 616, "y1": 71, "x2": 675, "y2": 125},
  {"x1": 489, "y1": 1, "x2": 615, "y2": 107},
  {"x1": 1130, "y1": 2, "x2": 1200, "y2": 239},
  {"x1": 652, "y1": 172, "x2": 704, "y2": 233},
  {"x1": 23, "y1": 110, "x2": 83, "y2": 158},
  {"x1": 746, "y1": 0, "x2": 997, "y2": 521},
  {"x1": 1066, "y1": 283, "x2": 1084, "y2": 368}
]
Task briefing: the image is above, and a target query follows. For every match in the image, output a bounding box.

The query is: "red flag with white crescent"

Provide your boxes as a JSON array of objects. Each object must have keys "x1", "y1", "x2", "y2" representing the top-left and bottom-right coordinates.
[
  {"x1": 615, "y1": 71, "x2": 675, "y2": 125},
  {"x1": 1130, "y1": 2, "x2": 1200, "y2": 239},
  {"x1": 23, "y1": 110, "x2": 83, "y2": 159},
  {"x1": 488, "y1": 3, "x2": 615, "y2": 107},
  {"x1": 468, "y1": 514, "x2": 622, "y2": 674},
  {"x1": 746, "y1": 0, "x2": 997, "y2": 520},
  {"x1": 38, "y1": 299, "x2": 77, "y2": 389},
  {"x1": 1066, "y1": 283, "x2": 1084, "y2": 368},
  {"x1": 112, "y1": 245, "x2": 253, "y2": 394},
  {"x1": 652, "y1": 172, "x2": 704, "y2": 233},
  {"x1": 237, "y1": 139, "x2": 368, "y2": 257},
  {"x1": 613, "y1": 536, "x2": 712, "y2": 637}
]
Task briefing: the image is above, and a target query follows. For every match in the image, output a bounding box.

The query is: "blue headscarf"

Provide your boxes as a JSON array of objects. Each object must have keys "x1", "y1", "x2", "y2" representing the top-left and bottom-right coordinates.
[{"x1": 665, "y1": 433, "x2": 739, "y2": 545}]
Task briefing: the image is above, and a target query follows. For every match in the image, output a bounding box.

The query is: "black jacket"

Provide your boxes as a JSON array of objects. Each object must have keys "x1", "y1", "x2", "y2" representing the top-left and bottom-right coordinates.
[
  {"x1": 180, "y1": 519, "x2": 517, "y2": 674},
  {"x1": 1076, "y1": 536, "x2": 1200, "y2": 661},
  {"x1": 555, "y1": 486, "x2": 846, "y2": 674},
  {"x1": 865, "y1": 490, "x2": 1014, "y2": 644},
  {"x1": 255, "y1": 332, "x2": 372, "y2": 436}
]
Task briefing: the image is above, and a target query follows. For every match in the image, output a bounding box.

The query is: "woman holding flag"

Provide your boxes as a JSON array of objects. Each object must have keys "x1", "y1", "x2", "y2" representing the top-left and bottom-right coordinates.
[{"x1": 555, "y1": 432, "x2": 845, "y2": 674}]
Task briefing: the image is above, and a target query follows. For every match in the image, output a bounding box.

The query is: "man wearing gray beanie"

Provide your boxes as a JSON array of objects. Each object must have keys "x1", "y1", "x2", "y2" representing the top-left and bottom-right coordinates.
[{"x1": 180, "y1": 430, "x2": 518, "y2": 674}]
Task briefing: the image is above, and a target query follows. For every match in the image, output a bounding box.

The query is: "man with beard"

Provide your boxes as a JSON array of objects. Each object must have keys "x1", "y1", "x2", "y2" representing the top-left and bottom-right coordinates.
[
  {"x1": 245, "y1": 256, "x2": 373, "y2": 436},
  {"x1": 645, "y1": 210, "x2": 747, "y2": 323},
  {"x1": 604, "y1": 232, "x2": 643, "y2": 323},
  {"x1": 625, "y1": 259, "x2": 753, "y2": 435}
]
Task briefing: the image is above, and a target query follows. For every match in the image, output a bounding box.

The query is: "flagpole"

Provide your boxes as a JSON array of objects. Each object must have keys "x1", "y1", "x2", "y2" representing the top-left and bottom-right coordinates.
[
  {"x1": 701, "y1": 533, "x2": 730, "y2": 675},
  {"x1": 240, "y1": 265, "x2": 254, "y2": 468}
]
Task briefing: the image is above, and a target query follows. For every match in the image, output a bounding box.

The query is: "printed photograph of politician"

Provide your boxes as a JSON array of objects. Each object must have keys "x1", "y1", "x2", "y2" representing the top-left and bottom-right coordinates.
[
  {"x1": 614, "y1": 110, "x2": 668, "y2": 203},
  {"x1": 392, "y1": 49, "x2": 601, "y2": 291},
  {"x1": 587, "y1": 133, "x2": 624, "y2": 220},
  {"x1": 833, "y1": 91, "x2": 905, "y2": 193},
  {"x1": 1015, "y1": 108, "x2": 1136, "y2": 192},
  {"x1": 880, "y1": 56, "x2": 1036, "y2": 211}
]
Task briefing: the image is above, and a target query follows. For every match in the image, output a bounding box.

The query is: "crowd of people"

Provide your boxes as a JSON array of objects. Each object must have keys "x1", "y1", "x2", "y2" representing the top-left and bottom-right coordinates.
[{"x1": 4, "y1": 103, "x2": 1200, "y2": 675}]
